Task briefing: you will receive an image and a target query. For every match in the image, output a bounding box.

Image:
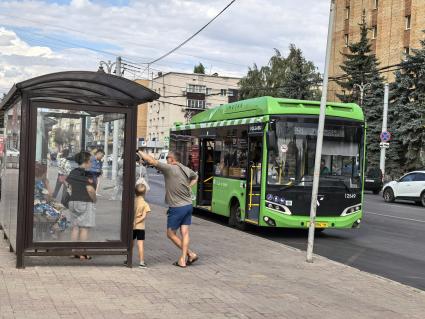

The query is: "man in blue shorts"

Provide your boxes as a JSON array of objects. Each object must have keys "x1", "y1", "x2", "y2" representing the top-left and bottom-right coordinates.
[{"x1": 138, "y1": 150, "x2": 199, "y2": 268}]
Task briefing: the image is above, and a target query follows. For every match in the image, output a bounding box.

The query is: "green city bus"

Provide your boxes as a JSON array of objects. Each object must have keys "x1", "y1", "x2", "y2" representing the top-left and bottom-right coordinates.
[{"x1": 170, "y1": 96, "x2": 365, "y2": 230}]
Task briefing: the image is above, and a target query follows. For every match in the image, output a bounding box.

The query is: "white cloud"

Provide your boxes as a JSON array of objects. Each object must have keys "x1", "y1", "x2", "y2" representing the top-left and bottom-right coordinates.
[
  {"x1": 0, "y1": 0, "x2": 330, "y2": 94},
  {"x1": 0, "y1": 27, "x2": 101, "y2": 93}
]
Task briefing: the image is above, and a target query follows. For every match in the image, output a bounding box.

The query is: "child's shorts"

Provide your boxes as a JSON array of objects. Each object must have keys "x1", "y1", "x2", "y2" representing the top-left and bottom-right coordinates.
[{"x1": 133, "y1": 229, "x2": 145, "y2": 240}]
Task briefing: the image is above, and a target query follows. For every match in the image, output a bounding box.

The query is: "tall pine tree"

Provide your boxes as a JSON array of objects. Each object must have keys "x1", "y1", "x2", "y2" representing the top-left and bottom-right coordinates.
[
  {"x1": 336, "y1": 13, "x2": 385, "y2": 170},
  {"x1": 389, "y1": 33, "x2": 425, "y2": 174}
]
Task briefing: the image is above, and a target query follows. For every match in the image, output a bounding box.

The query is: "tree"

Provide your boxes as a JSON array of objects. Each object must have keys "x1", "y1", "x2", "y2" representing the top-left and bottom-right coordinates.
[
  {"x1": 193, "y1": 63, "x2": 205, "y2": 74},
  {"x1": 389, "y1": 34, "x2": 425, "y2": 174},
  {"x1": 335, "y1": 14, "x2": 385, "y2": 171},
  {"x1": 239, "y1": 45, "x2": 321, "y2": 100}
]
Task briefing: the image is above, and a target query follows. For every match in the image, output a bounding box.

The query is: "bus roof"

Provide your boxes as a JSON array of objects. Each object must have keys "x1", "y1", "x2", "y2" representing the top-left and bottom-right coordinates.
[{"x1": 190, "y1": 96, "x2": 364, "y2": 124}]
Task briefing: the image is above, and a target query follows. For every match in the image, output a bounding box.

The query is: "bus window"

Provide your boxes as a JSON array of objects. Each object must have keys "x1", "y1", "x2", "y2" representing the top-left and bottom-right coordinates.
[{"x1": 215, "y1": 128, "x2": 247, "y2": 179}]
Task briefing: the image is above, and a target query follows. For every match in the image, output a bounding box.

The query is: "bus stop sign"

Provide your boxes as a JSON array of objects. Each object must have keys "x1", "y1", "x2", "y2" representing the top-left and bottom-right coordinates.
[{"x1": 380, "y1": 131, "x2": 391, "y2": 142}]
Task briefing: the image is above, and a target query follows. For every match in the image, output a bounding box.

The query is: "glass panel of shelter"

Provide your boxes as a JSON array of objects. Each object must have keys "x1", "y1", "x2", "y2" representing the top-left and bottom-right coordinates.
[
  {"x1": 0, "y1": 101, "x2": 21, "y2": 250},
  {"x1": 32, "y1": 107, "x2": 126, "y2": 243}
]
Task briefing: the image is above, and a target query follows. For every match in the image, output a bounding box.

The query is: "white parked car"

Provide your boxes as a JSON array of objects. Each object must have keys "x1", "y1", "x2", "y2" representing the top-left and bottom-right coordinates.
[
  {"x1": 6, "y1": 148, "x2": 19, "y2": 158},
  {"x1": 158, "y1": 151, "x2": 168, "y2": 165},
  {"x1": 383, "y1": 170, "x2": 425, "y2": 206}
]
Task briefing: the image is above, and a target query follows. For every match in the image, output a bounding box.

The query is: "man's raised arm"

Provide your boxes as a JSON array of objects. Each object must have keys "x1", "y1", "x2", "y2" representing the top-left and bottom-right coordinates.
[{"x1": 138, "y1": 151, "x2": 159, "y2": 167}]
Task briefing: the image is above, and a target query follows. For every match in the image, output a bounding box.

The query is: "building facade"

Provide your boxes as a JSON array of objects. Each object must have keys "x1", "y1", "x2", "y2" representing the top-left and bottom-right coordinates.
[
  {"x1": 145, "y1": 72, "x2": 240, "y2": 153},
  {"x1": 328, "y1": 0, "x2": 425, "y2": 101},
  {"x1": 135, "y1": 79, "x2": 150, "y2": 146}
]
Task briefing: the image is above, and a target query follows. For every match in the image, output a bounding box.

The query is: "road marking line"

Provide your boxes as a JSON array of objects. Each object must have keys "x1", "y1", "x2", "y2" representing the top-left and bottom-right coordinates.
[{"x1": 366, "y1": 211, "x2": 425, "y2": 223}]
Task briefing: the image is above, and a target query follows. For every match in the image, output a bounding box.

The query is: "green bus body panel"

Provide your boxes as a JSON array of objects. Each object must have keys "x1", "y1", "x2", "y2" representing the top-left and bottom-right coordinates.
[
  {"x1": 259, "y1": 209, "x2": 362, "y2": 228},
  {"x1": 189, "y1": 96, "x2": 363, "y2": 124},
  {"x1": 211, "y1": 177, "x2": 246, "y2": 217}
]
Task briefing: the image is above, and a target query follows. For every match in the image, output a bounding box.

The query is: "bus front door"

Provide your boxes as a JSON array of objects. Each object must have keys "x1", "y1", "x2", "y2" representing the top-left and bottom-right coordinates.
[
  {"x1": 245, "y1": 135, "x2": 263, "y2": 224},
  {"x1": 198, "y1": 139, "x2": 215, "y2": 208}
]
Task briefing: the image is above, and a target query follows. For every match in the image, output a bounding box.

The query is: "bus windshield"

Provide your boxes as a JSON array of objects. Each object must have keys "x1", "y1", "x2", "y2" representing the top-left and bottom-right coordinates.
[{"x1": 267, "y1": 119, "x2": 364, "y2": 190}]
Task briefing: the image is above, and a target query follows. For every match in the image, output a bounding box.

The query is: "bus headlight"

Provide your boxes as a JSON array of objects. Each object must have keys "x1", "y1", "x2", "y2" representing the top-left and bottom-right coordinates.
[
  {"x1": 263, "y1": 216, "x2": 276, "y2": 227},
  {"x1": 341, "y1": 204, "x2": 362, "y2": 216}
]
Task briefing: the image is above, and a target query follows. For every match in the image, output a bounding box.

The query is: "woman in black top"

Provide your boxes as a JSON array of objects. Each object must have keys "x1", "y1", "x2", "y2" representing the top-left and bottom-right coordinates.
[{"x1": 66, "y1": 151, "x2": 96, "y2": 260}]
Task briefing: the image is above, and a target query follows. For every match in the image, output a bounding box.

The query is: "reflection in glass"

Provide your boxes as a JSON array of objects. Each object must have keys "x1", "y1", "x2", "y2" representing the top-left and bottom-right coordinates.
[
  {"x1": 32, "y1": 108, "x2": 125, "y2": 242},
  {"x1": 268, "y1": 120, "x2": 363, "y2": 190},
  {"x1": 0, "y1": 101, "x2": 21, "y2": 250}
]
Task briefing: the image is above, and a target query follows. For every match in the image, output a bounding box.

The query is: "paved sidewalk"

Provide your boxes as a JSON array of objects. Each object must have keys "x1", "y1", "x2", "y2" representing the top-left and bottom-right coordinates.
[{"x1": 1, "y1": 204, "x2": 425, "y2": 319}]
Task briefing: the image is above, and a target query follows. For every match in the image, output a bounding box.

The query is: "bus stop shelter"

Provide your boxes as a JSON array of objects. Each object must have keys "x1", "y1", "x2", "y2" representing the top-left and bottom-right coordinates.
[{"x1": 0, "y1": 71, "x2": 159, "y2": 268}]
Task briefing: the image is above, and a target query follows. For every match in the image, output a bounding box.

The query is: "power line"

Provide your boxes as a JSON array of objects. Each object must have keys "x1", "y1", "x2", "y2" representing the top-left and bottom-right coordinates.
[
  {"x1": 0, "y1": 13, "x2": 248, "y2": 70},
  {"x1": 148, "y1": 0, "x2": 237, "y2": 65}
]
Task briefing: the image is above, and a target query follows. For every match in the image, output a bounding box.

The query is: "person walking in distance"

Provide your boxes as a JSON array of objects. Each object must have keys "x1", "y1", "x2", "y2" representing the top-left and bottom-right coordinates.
[
  {"x1": 52, "y1": 149, "x2": 71, "y2": 199},
  {"x1": 138, "y1": 150, "x2": 198, "y2": 268}
]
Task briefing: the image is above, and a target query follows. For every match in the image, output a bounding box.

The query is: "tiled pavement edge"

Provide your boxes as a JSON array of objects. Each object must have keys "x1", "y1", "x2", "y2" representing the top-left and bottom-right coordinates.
[{"x1": 1, "y1": 204, "x2": 425, "y2": 319}]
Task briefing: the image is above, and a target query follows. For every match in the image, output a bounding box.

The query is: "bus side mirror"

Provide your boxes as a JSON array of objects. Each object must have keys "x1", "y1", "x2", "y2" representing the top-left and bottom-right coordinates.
[{"x1": 267, "y1": 131, "x2": 278, "y2": 152}]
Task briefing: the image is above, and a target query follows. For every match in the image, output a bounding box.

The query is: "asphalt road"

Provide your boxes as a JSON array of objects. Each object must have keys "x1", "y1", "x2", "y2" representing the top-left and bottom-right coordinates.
[{"x1": 145, "y1": 168, "x2": 425, "y2": 291}]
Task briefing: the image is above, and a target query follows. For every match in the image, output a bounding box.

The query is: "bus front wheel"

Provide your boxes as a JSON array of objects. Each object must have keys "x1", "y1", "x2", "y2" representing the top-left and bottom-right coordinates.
[{"x1": 229, "y1": 201, "x2": 247, "y2": 230}]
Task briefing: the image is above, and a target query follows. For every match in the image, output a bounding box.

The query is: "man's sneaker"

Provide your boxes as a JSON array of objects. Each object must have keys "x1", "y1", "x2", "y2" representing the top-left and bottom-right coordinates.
[{"x1": 139, "y1": 262, "x2": 147, "y2": 269}]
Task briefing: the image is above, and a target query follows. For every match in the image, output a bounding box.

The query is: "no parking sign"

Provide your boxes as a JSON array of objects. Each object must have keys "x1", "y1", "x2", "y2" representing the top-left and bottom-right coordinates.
[{"x1": 380, "y1": 131, "x2": 391, "y2": 142}]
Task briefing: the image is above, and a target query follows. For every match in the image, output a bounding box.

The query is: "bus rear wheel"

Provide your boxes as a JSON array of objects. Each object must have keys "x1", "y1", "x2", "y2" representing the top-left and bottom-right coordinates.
[{"x1": 229, "y1": 202, "x2": 247, "y2": 230}]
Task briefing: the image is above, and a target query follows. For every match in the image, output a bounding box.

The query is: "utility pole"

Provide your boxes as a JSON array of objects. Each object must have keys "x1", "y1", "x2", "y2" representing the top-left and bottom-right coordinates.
[
  {"x1": 353, "y1": 82, "x2": 371, "y2": 107},
  {"x1": 112, "y1": 56, "x2": 122, "y2": 181},
  {"x1": 380, "y1": 83, "x2": 389, "y2": 177},
  {"x1": 306, "y1": 0, "x2": 336, "y2": 263},
  {"x1": 98, "y1": 60, "x2": 116, "y2": 172}
]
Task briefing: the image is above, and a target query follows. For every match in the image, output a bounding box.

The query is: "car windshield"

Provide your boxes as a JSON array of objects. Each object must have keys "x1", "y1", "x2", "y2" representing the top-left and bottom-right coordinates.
[{"x1": 267, "y1": 119, "x2": 364, "y2": 190}]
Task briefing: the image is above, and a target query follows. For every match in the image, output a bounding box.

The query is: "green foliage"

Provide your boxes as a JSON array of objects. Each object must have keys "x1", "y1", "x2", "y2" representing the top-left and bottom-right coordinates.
[
  {"x1": 239, "y1": 45, "x2": 322, "y2": 100},
  {"x1": 336, "y1": 16, "x2": 385, "y2": 171},
  {"x1": 389, "y1": 36, "x2": 425, "y2": 175},
  {"x1": 193, "y1": 63, "x2": 205, "y2": 74}
]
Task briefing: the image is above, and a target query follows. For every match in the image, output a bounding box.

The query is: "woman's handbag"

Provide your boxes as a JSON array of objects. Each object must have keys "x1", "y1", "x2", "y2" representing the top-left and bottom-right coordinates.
[{"x1": 61, "y1": 183, "x2": 71, "y2": 208}]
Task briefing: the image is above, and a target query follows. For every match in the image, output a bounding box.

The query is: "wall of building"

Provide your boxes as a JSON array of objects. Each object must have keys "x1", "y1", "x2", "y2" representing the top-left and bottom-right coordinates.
[
  {"x1": 135, "y1": 79, "x2": 150, "y2": 144},
  {"x1": 328, "y1": 0, "x2": 425, "y2": 101},
  {"x1": 146, "y1": 72, "x2": 240, "y2": 153}
]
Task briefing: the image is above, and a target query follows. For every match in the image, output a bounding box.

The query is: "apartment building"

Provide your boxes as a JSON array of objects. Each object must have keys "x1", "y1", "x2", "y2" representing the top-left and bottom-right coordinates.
[
  {"x1": 135, "y1": 79, "x2": 150, "y2": 146},
  {"x1": 145, "y1": 72, "x2": 240, "y2": 152},
  {"x1": 328, "y1": 0, "x2": 425, "y2": 101}
]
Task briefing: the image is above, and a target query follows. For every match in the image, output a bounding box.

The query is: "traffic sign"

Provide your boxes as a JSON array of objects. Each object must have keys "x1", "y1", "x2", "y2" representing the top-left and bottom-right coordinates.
[
  {"x1": 281, "y1": 144, "x2": 288, "y2": 153},
  {"x1": 380, "y1": 131, "x2": 391, "y2": 142},
  {"x1": 380, "y1": 142, "x2": 390, "y2": 149}
]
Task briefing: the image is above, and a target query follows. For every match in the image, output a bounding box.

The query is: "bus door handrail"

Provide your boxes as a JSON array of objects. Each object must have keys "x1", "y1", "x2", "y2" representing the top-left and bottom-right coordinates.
[{"x1": 249, "y1": 165, "x2": 261, "y2": 210}]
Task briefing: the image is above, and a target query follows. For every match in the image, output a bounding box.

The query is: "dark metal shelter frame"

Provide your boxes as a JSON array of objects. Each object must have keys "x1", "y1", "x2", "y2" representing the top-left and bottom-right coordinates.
[{"x1": 0, "y1": 71, "x2": 159, "y2": 268}]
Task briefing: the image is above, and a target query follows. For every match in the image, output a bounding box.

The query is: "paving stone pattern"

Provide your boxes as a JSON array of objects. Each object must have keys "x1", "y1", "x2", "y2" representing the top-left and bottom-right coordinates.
[{"x1": 1, "y1": 204, "x2": 425, "y2": 318}]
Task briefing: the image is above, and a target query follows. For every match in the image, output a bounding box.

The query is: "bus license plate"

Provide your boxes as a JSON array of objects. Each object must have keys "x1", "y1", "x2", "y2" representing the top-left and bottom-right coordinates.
[{"x1": 307, "y1": 222, "x2": 329, "y2": 228}]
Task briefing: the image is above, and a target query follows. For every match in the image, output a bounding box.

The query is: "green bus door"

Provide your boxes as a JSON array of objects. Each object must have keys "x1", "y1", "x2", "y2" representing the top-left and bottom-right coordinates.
[
  {"x1": 245, "y1": 135, "x2": 263, "y2": 224},
  {"x1": 198, "y1": 138, "x2": 215, "y2": 207}
]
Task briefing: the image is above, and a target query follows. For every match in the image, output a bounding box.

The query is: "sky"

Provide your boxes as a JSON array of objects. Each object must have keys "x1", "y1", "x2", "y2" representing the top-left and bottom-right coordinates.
[{"x1": 0, "y1": 0, "x2": 330, "y2": 95}]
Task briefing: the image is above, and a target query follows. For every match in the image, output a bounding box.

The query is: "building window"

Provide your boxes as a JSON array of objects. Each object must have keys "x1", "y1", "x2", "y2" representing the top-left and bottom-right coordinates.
[
  {"x1": 372, "y1": 25, "x2": 377, "y2": 39},
  {"x1": 345, "y1": 6, "x2": 350, "y2": 20},
  {"x1": 374, "y1": 0, "x2": 378, "y2": 9},
  {"x1": 187, "y1": 99, "x2": 206, "y2": 109},
  {"x1": 220, "y1": 89, "x2": 227, "y2": 96},
  {"x1": 404, "y1": 47, "x2": 410, "y2": 55},
  {"x1": 405, "y1": 15, "x2": 411, "y2": 30},
  {"x1": 187, "y1": 84, "x2": 206, "y2": 94},
  {"x1": 206, "y1": 88, "x2": 212, "y2": 95},
  {"x1": 344, "y1": 34, "x2": 349, "y2": 47}
]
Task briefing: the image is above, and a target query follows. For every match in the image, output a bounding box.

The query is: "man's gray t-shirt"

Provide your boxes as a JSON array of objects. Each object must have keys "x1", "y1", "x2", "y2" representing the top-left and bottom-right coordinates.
[{"x1": 157, "y1": 162, "x2": 198, "y2": 207}]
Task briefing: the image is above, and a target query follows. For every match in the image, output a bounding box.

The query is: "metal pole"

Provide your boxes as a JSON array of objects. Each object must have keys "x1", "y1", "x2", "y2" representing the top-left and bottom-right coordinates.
[
  {"x1": 104, "y1": 122, "x2": 109, "y2": 164},
  {"x1": 380, "y1": 83, "x2": 389, "y2": 177},
  {"x1": 306, "y1": 0, "x2": 336, "y2": 263},
  {"x1": 112, "y1": 56, "x2": 122, "y2": 180}
]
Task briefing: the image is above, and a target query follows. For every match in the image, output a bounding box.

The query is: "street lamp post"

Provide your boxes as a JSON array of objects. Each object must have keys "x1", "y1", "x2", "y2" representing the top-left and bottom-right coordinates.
[
  {"x1": 354, "y1": 82, "x2": 371, "y2": 107},
  {"x1": 306, "y1": 0, "x2": 336, "y2": 263}
]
